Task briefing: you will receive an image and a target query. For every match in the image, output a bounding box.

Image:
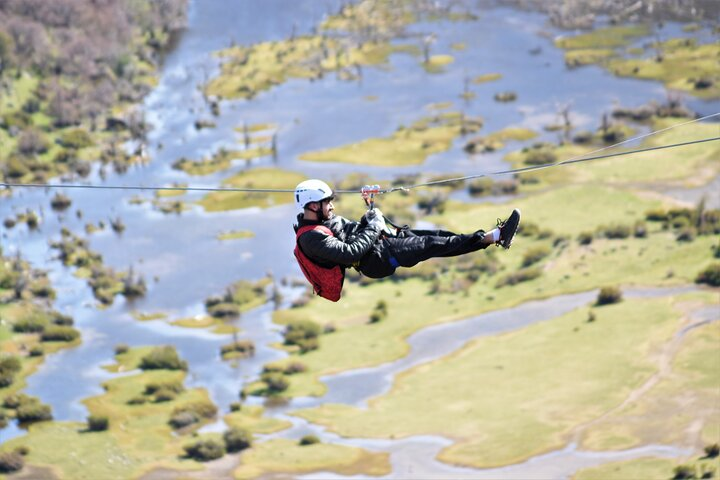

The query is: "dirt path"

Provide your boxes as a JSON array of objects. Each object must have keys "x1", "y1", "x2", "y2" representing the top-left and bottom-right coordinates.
[{"x1": 570, "y1": 301, "x2": 718, "y2": 446}]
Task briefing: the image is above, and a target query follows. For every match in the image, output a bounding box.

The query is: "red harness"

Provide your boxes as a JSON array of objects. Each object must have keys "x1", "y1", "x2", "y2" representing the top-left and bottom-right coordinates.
[{"x1": 294, "y1": 225, "x2": 344, "y2": 302}]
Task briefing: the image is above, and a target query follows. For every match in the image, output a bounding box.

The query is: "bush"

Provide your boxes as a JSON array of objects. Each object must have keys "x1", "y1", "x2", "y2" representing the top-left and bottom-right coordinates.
[
  {"x1": 521, "y1": 246, "x2": 551, "y2": 267},
  {"x1": 223, "y1": 427, "x2": 253, "y2": 452},
  {"x1": 600, "y1": 224, "x2": 631, "y2": 239},
  {"x1": 284, "y1": 320, "x2": 321, "y2": 352},
  {"x1": 0, "y1": 452, "x2": 24, "y2": 473},
  {"x1": 0, "y1": 355, "x2": 22, "y2": 375},
  {"x1": 13, "y1": 446, "x2": 29, "y2": 456},
  {"x1": 524, "y1": 147, "x2": 557, "y2": 166},
  {"x1": 676, "y1": 227, "x2": 696, "y2": 242},
  {"x1": 153, "y1": 388, "x2": 177, "y2": 403},
  {"x1": 41, "y1": 325, "x2": 80, "y2": 342},
  {"x1": 704, "y1": 443, "x2": 719, "y2": 458},
  {"x1": 284, "y1": 362, "x2": 307, "y2": 375},
  {"x1": 87, "y1": 415, "x2": 109, "y2": 431},
  {"x1": 114, "y1": 344, "x2": 129, "y2": 355},
  {"x1": 2, "y1": 394, "x2": 34, "y2": 409},
  {"x1": 12, "y1": 315, "x2": 48, "y2": 333},
  {"x1": 633, "y1": 221, "x2": 647, "y2": 238},
  {"x1": 596, "y1": 286, "x2": 622, "y2": 306},
  {"x1": 60, "y1": 128, "x2": 94, "y2": 149},
  {"x1": 51, "y1": 312, "x2": 74, "y2": 326},
  {"x1": 220, "y1": 340, "x2": 255, "y2": 358},
  {"x1": 29, "y1": 345, "x2": 44, "y2": 357},
  {"x1": 696, "y1": 264, "x2": 720, "y2": 287},
  {"x1": 645, "y1": 209, "x2": 668, "y2": 221},
  {"x1": 127, "y1": 396, "x2": 147, "y2": 405},
  {"x1": 145, "y1": 380, "x2": 184, "y2": 395},
  {"x1": 299, "y1": 435, "x2": 320, "y2": 446},
  {"x1": 169, "y1": 402, "x2": 218, "y2": 429},
  {"x1": 183, "y1": 439, "x2": 225, "y2": 461},
  {"x1": 207, "y1": 302, "x2": 240, "y2": 318},
  {"x1": 0, "y1": 372, "x2": 14, "y2": 388},
  {"x1": 140, "y1": 346, "x2": 188, "y2": 371},
  {"x1": 16, "y1": 402, "x2": 52, "y2": 422},
  {"x1": 261, "y1": 372, "x2": 289, "y2": 394},
  {"x1": 496, "y1": 267, "x2": 542, "y2": 287},
  {"x1": 229, "y1": 402, "x2": 242, "y2": 412},
  {"x1": 673, "y1": 465, "x2": 695, "y2": 480},
  {"x1": 50, "y1": 193, "x2": 72, "y2": 211},
  {"x1": 577, "y1": 231, "x2": 594, "y2": 245}
]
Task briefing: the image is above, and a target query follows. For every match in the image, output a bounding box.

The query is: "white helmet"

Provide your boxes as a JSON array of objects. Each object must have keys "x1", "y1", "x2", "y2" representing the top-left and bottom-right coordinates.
[{"x1": 295, "y1": 179, "x2": 334, "y2": 212}]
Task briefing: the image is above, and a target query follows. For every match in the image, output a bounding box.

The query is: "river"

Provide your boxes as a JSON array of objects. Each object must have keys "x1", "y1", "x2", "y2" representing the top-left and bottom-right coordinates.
[{"x1": 1, "y1": 0, "x2": 718, "y2": 478}]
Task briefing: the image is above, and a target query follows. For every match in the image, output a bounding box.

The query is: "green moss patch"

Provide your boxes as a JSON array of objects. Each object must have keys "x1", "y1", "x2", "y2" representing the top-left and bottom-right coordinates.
[
  {"x1": 198, "y1": 168, "x2": 306, "y2": 212},
  {"x1": 300, "y1": 112, "x2": 482, "y2": 166},
  {"x1": 293, "y1": 294, "x2": 700, "y2": 468},
  {"x1": 224, "y1": 405, "x2": 291, "y2": 434},
  {"x1": 233, "y1": 438, "x2": 390, "y2": 480},
  {"x1": 555, "y1": 25, "x2": 651, "y2": 50}
]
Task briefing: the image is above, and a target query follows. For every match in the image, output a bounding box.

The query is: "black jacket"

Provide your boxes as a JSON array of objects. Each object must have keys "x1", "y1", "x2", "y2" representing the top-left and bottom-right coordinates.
[{"x1": 294, "y1": 213, "x2": 394, "y2": 278}]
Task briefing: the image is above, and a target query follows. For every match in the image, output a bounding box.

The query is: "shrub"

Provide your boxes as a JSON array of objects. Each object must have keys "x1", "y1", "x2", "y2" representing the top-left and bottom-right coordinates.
[
  {"x1": 645, "y1": 209, "x2": 668, "y2": 221},
  {"x1": 0, "y1": 372, "x2": 14, "y2": 388},
  {"x1": 220, "y1": 340, "x2": 255, "y2": 358},
  {"x1": 16, "y1": 402, "x2": 52, "y2": 422},
  {"x1": 284, "y1": 320, "x2": 321, "y2": 352},
  {"x1": 51, "y1": 312, "x2": 74, "y2": 326},
  {"x1": 127, "y1": 396, "x2": 147, "y2": 405},
  {"x1": 41, "y1": 325, "x2": 80, "y2": 342},
  {"x1": 284, "y1": 362, "x2": 307, "y2": 375},
  {"x1": 261, "y1": 372, "x2": 289, "y2": 394},
  {"x1": 600, "y1": 224, "x2": 631, "y2": 239},
  {"x1": 87, "y1": 415, "x2": 109, "y2": 431},
  {"x1": 0, "y1": 411, "x2": 6, "y2": 429},
  {"x1": 59, "y1": 129, "x2": 93, "y2": 149},
  {"x1": 229, "y1": 402, "x2": 242, "y2": 412},
  {"x1": 0, "y1": 355, "x2": 22, "y2": 375},
  {"x1": 676, "y1": 227, "x2": 696, "y2": 242},
  {"x1": 183, "y1": 439, "x2": 225, "y2": 462},
  {"x1": 114, "y1": 344, "x2": 129, "y2": 355},
  {"x1": 577, "y1": 232, "x2": 593, "y2": 245},
  {"x1": 170, "y1": 402, "x2": 218, "y2": 429},
  {"x1": 153, "y1": 388, "x2": 177, "y2": 403},
  {"x1": 12, "y1": 315, "x2": 48, "y2": 333},
  {"x1": 496, "y1": 267, "x2": 542, "y2": 287},
  {"x1": 299, "y1": 435, "x2": 320, "y2": 446},
  {"x1": 524, "y1": 147, "x2": 557, "y2": 166},
  {"x1": 140, "y1": 346, "x2": 188, "y2": 371},
  {"x1": 696, "y1": 264, "x2": 720, "y2": 287},
  {"x1": 596, "y1": 286, "x2": 622, "y2": 306},
  {"x1": 207, "y1": 302, "x2": 240, "y2": 318},
  {"x1": 705, "y1": 443, "x2": 719, "y2": 458},
  {"x1": 521, "y1": 246, "x2": 551, "y2": 267},
  {"x1": 633, "y1": 221, "x2": 647, "y2": 238},
  {"x1": 13, "y1": 446, "x2": 29, "y2": 456},
  {"x1": 2, "y1": 394, "x2": 34, "y2": 409},
  {"x1": 0, "y1": 451, "x2": 24, "y2": 473},
  {"x1": 29, "y1": 345, "x2": 44, "y2": 357},
  {"x1": 144, "y1": 380, "x2": 184, "y2": 395},
  {"x1": 223, "y1": 427, "x2": 253, "y2": 452},
  {"x1": 673, "y1": 465, "x2": 695, "y2": 480},
  {"x1": 50, "y1": 193, "x2": 72, "y2": 211}
]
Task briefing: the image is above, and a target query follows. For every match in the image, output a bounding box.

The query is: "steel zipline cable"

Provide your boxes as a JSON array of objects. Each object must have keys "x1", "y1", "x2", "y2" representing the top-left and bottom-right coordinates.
[{"x1": 1, "y1": 112, "x2": 718, "y2": 196}]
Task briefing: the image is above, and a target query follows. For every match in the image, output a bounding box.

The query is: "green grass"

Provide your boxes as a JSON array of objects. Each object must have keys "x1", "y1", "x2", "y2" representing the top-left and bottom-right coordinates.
[
  {"x1": 580, "y1": 304, "x2": 720, "y2": 452},
  {"x1": 233, "y1": 438, "x2": 390, "y2": 480},
  {"x1": 198, "y1": 168, "x2": 306, "y2": 212},
  {"x1": 224, "y1": 405, "x2": 291, "y2": 434},
  {"x1": 293, "y1": 293, "x2": 707, "y2": 468},
  {"x1": 299, "y1": 111, "x2": 481, "y2": 166},
  {"x1": 2, "y1": 347, "x2": 217, "y2": 479},
  {"x1": 608, "y1": 41, "x2": 720, "y2": 98},
  {"x1": 555, "y1": 24, "x2": 652, "y2": 50},
  {"x1": 433, "y1": 183, "x2": 662, "y2": 237},
  {"x1": 473, "y1": 73, "x2": 502, "y2": 83},
  {"x1": 573, "y1": 457, "x2": 678, "y2": 480}
]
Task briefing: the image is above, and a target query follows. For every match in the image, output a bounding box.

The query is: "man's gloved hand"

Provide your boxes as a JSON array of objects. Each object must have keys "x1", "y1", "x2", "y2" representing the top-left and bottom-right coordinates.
[{"x1": 363, "y1": 209, "x2": 386, "y2": 230}]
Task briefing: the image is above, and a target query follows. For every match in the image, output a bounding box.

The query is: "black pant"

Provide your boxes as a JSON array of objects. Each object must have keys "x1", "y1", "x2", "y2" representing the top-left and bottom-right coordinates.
[{"x1": 358, "y1": 229, "x2": 488, "y2": 278}]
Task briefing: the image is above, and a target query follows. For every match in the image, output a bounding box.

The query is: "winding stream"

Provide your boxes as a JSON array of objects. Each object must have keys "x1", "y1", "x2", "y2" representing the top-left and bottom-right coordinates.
[{"x1": 1, "y1": 0, "x2": 718, "y2": 477}]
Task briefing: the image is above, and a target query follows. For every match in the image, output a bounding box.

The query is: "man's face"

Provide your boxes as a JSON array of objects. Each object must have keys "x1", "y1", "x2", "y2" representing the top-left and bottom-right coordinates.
[{"x1": 320, "y1": 197, "x2": 335, "y2": 219}]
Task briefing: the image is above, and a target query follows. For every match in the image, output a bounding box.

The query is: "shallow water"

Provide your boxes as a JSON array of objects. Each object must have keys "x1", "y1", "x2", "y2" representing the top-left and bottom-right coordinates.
[{"x1": 1, "y1": 0, "x2": 717, "y2": 475}]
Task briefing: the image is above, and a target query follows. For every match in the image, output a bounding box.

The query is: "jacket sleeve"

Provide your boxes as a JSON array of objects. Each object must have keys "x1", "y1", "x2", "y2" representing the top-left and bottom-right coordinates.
[{"x1": 299, "y1": 224, "x2": 381, "y2": 266}]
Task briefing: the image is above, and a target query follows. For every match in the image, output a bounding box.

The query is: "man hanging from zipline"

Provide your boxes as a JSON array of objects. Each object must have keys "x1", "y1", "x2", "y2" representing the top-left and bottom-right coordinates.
[{"x1": 293, "y1": 179, "x2": 520, "y2": 301}]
